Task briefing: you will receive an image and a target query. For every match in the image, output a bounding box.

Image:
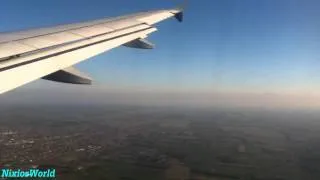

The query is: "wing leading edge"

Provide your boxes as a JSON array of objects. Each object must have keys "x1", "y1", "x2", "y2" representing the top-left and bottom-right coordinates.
[{"x1": 0, "y1": 8, "x2": 183, "y2": 94}]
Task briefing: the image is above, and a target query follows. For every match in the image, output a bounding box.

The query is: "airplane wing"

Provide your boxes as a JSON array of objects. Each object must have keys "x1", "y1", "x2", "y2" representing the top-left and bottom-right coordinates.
[{"x1": 0, "y1": 7, "x2": 183, "y2": 94}]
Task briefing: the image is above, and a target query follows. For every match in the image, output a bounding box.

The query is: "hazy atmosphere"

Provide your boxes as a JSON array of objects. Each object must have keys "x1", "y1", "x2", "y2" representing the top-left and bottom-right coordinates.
[{"x1": 1, "y1": 0, "x2": 320, "y2": 109}]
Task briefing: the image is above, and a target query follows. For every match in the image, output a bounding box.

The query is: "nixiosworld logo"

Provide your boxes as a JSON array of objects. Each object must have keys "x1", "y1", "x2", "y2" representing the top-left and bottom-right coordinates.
[{"x1": 1, "y1": 169, "x2": 56, "y2": 178}]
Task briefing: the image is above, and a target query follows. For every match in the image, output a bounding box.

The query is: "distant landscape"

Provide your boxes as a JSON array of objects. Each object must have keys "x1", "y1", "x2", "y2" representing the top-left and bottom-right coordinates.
[{"x1": 1, "y1": 102, "x2": 320, "y2": 180}]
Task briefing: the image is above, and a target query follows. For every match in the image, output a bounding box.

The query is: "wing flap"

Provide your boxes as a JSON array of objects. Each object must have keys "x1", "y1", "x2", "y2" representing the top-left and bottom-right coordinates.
[{"x1": 0, "y1": 42, "x2": 36, "y2": 60}]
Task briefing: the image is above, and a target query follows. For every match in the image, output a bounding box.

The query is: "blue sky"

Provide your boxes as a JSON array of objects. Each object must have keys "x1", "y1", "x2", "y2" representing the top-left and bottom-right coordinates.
[{"x1": 1, "y1": 0, "x2": 320, "y2": 97}]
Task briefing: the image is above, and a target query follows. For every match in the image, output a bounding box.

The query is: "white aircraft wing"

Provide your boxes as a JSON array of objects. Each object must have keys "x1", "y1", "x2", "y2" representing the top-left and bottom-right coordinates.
[{"x1": 0, "y1": 7, "x2": 183, "y2": 94}]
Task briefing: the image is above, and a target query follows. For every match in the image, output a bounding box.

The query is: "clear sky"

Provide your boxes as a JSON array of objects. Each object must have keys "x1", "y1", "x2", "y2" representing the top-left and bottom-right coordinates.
[{"x1": 1, "y1": 0, "x2": 320, "y2": 108}]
